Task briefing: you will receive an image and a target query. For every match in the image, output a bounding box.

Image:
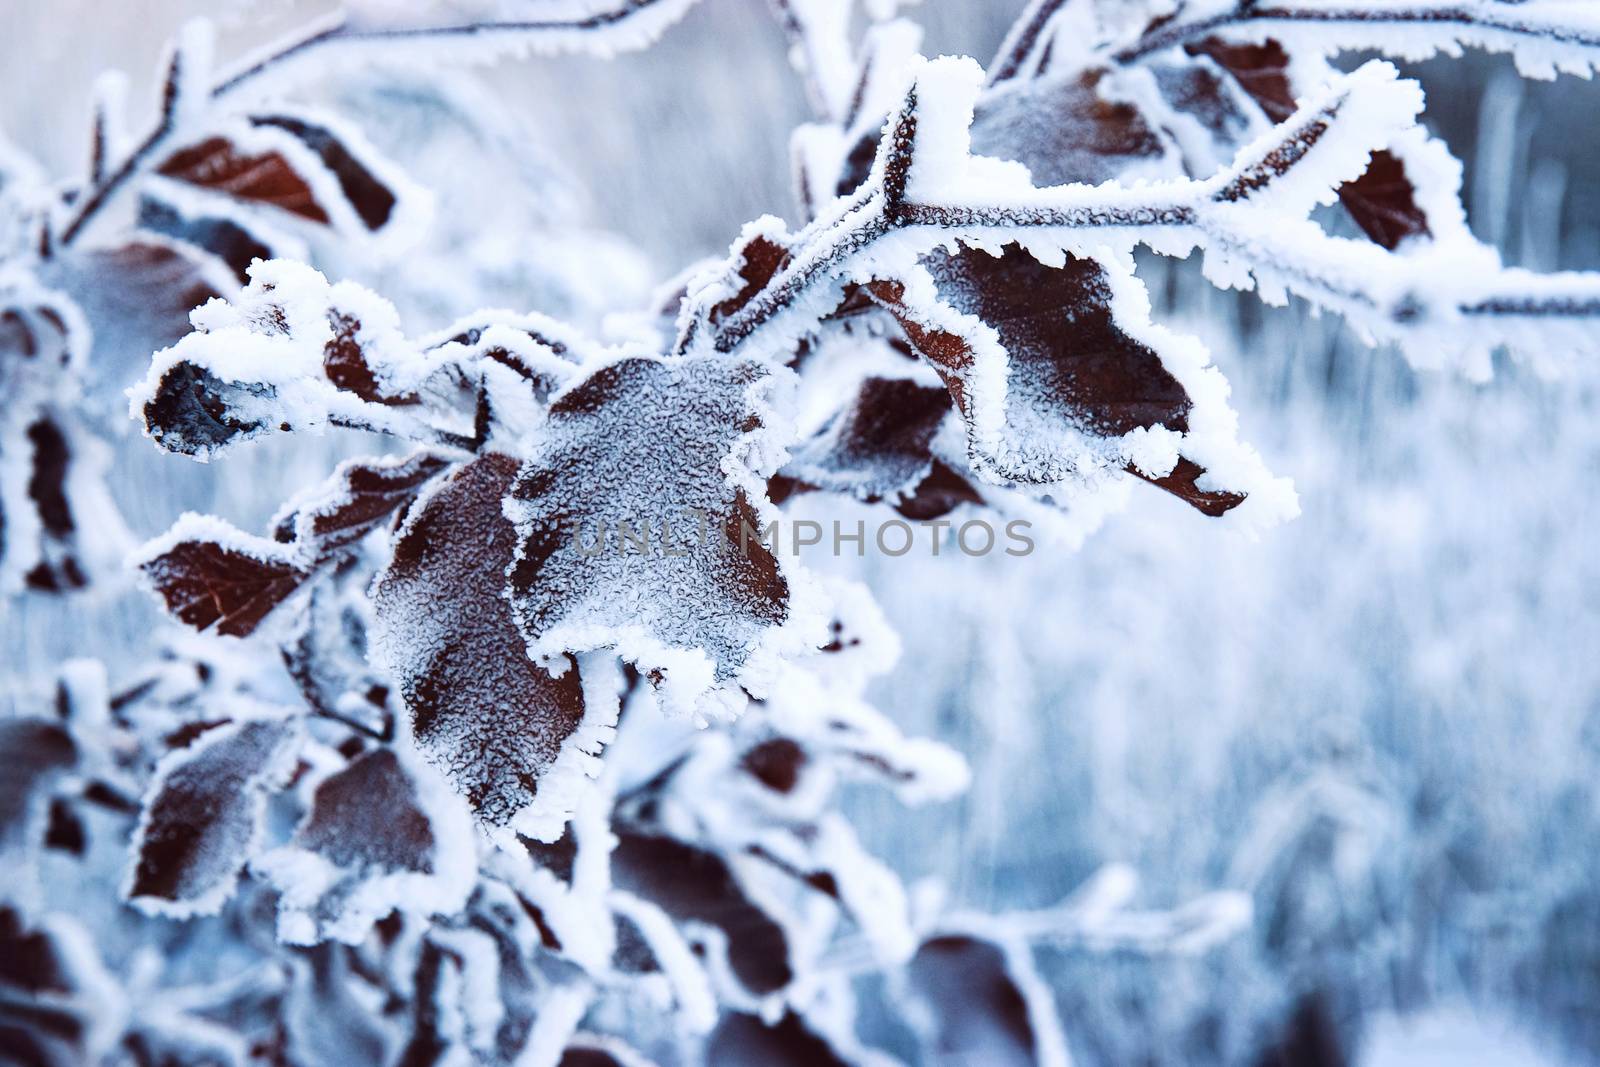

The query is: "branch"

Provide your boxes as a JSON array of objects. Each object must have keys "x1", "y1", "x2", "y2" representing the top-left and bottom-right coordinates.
[
  {"x1": 1110, "y1": 0, "x2": 1600, "y2": 71},
  {"x1": 987, "y1": 0, "x2": 1080, "y2": 86},
  {"x1": 57, "y1": 0, "x2": 701, "y2": 247},
  {"x1": 679, "y1": 56, "x2": 1600, "y2": 371}
]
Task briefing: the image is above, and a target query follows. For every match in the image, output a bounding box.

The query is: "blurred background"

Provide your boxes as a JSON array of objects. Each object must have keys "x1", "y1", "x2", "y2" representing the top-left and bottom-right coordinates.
[{"x1": 5, "y1": 2, "x2": 1600, "y2": 1064}]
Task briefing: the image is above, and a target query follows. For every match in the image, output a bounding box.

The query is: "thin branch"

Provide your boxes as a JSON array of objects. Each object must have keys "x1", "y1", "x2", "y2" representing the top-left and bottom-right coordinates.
[
  {"x1": 57, "y1": 0, "x2": 698, "y2": 247},
  {"x1": 1112, "y1": 2, "x2": 1600, "y2": 64},
  {"x1": 766, "y1": 0, "x2": 844, "y2": 122},
  {"x1": 987, "y1": 0, "x2": 1075, "y2": 86}
]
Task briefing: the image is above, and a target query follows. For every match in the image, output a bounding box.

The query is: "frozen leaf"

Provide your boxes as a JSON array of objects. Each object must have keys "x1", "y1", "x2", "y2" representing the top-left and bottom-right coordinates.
[
  {"x1": 156, "y1": 131, "x2": 330, "y2": 224},
  {"x1": 904, "y1": 934, "x2": 1069, "y2": 1067},
  {"x1": 124, "y1": 708, "x2": 302, "y2": 917},
  {"x1": 706, "y1": 1012, "x2": 850, "y2": 1067},
  {"x1": 137, "y1": 192, "x2": 304, "y2": 284},
  {"x1": 134, "y1": 260, "x2": 440, "y2": 457},
  {"x1": 372, "y1": 453, "x2": 620, "y2": 841},
  {"x1": 783, "y1": 375, "x2": 956, "y2": 509},
  {"x1": 504, "y1": 352, "x2": 823, "y2": 715},
  {"x1": 970, "y1": 69, "x2": 1178, "y2": 187},
  {"x1": 137, "y1": 523, "x2": 308, "y2": 637},
  {"x1": 0, "y1": 719, "x2": 77, "y2": 909},
  {"x1": 273, "y1": 449, "x2": 450, "y2": 556},
  {"x1": 153, "y1": 111, "x2": 411, "y2": 239},
  {"x1": 137, "y1": 449, "x2": 450, "y2": 638},
  {"x1": 609, "y1": 831, "x2": 793, "y2": 996},
  {"x1": 254, "y1": 747, "x2": 475, "y2": 944},
  {"x1": 868, "y1": 245, "x2": 1277, "y2": 517},
  {"x1": 135, "y1": 260, "x2": 577, "y2": 457}
]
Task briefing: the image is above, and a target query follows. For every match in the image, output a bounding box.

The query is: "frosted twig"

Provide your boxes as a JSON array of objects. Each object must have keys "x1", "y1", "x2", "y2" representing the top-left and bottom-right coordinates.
[
  {"x1": 57, "y1": 0, "x2": 701, "y2": 247},
  {"x1": 686, "y1": 56, "x2": 1600, "y2": 368}
]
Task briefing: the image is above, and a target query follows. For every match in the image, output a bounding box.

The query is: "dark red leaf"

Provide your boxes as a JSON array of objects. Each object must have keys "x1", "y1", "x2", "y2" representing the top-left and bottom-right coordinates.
[
  {"x1": 373, "y1": 453, "x2": 602, "y2": 835},
  {"x1": 139, "y1": 538, "x2": 308, "y2": 637}
]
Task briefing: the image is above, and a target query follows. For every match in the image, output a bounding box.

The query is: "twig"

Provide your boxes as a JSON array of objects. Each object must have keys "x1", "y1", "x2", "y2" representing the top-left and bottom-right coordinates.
[{"x1": 57, "y1": 0, "x2": 697, "y2": 247}]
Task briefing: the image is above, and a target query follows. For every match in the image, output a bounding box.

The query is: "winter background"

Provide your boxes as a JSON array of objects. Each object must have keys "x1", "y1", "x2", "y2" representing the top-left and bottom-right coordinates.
[{"x1": 5, "y1": 1, "x2": 1600, "y2": 1065}]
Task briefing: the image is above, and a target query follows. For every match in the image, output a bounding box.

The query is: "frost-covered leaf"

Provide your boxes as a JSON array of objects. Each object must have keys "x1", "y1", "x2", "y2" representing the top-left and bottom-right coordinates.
[
  {"x1": 904, "y1": 934, "x2": 1069, "y2": 1067},
  {"x1": 154, "y1": 111, "x2": 409, "y2": 236},
  {"x1": 274, "y1": 449, "x2": 450, "y2": 555},
  {"x1": 373, "y1": 452, "x2": 620, "y2": 841},
  {"x1": 609, "y1": 831, "x2": 793, "y2": 996},
  {"x1": 970, "y1": 69, "x2": 1178, "y2": 187},
  {"x1": 137, "y1": 192, "x2": 304, "y2": 285},
  {"x1": 782, "y1": 375, "x2": 960, "y2": 511},
  {"x1": 137, "y1": 527, "x2": 308, "y2": 637},
  {"x1": 1189, "y1": 37, "x2": 1430, "y2": 250},
  {"x1": 124, "y1": 708, "x2": 302, "y2": 917},
  {"x1": 0, "y1": 719, "x2": 77, "y2": 909},
  {"x1": 253, "y1": 747, "x2": 474, "y2": 944},
  {"x1": 136, "y1": 260, "x2": 577, "y2": 457},
  {"x1": 1, "y1": 282, "x2": 129, "y2": 594},
  {"x1": 135, "y1": 261, "x2": 436, "y2": 457},
  {"x1": 504, "y1": 353, "x2": 823, "y2": 715},
  {"x1": 137, "y1": 450, "x2": 449, "y2": 638},
  {"x1": 868, "y1": 245, "x2": 1285, "y2": 517}
]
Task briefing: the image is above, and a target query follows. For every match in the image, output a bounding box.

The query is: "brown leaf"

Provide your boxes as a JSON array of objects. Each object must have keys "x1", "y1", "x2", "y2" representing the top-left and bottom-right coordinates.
[
  {"x1": 254, "y1": 748, "x2": 473, "y2": 943},
  {"x1": 155, "y1": 114, "x2": 399, "y2": 233},
  {"x1": 158, "y1": 137, "x2": 330, "y2": 223},
  {"x1": 785, "y1": 376, "x2": 952, "y2": 503},
  {"x1": 252, "y1": 114, "x2": 398, "y2": 231},
  {"x1": 868, "y1": 245, "x2": 1247, "y2": 515},
  {"x1": 907, "y1": 935, "x2": 1056, "y2": 1066},
  {"x1": 1190, "y1": 37, "x2": 1429, "y2": 248},
  {"x1": 610, "y1": 831, "x2": 793, "y2": 995},
  {"x1": 504, "y1": 355, "x2": 797, "y2": 697},
  {"x1": 276, "y1": 451, "x2": 450, "y2": 559},
  {"x1": 139, "y1": 538, "x2": 307, "y2": 637},
  {"x1": 372, "y1": 453, "x2": 601, "y2": 834},
  {"x1": 971, "y1": 69, "x2": 1173, "y2": 186},
  {"x1": 125, "y1": 713, "x2": 302, "y2": 915}
]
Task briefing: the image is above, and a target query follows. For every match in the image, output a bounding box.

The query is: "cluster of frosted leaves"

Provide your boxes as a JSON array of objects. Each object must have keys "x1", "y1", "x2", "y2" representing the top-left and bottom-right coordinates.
[
  {"x1": 0, "y1": 580, "x2": 1083, "y2": 1066},
  {"x1": 706, "y1": 64, "x2": 1302, "y2": 534},
  {"x1": 133, "y1": 261, "x2": 827, "y2": 842},
  {"x1": 710, "y1": 0, "x2": 1600, "y2": 541},
  {"x1": 134, "y1": 259, "x2": 581, "y2": 458},
  {"x1": 0, "y1": 277, "x2": 129, "y2": 593}
]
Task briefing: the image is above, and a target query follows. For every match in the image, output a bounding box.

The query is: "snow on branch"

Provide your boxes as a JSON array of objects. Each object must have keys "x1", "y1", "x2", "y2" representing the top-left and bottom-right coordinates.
[
  {"x1": 57, "y1": 0, "x2": 704, "y2": 246},
  {"x1": 683, "y1": 56, "x2": 1600, "y2": 374},
  {"x1": 1112, "y1": 0, "x2": 1600, "y2": 78}
]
